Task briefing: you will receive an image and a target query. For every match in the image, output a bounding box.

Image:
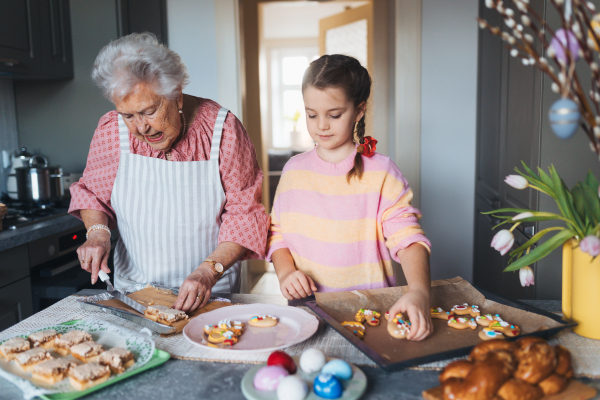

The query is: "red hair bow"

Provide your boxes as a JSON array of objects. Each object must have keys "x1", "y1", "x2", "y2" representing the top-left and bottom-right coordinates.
[{"x1": 357, "y1": 136, "x2": 377, "y2": 157}]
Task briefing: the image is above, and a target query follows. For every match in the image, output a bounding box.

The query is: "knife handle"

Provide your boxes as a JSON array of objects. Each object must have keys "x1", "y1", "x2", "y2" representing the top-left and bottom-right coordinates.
[{"x1": 98, "y1": 271, "x2": 110, "y2": 283}]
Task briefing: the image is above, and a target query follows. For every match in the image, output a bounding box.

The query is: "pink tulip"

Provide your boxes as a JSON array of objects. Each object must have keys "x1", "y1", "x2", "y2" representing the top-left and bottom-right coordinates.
[
  {"x1": 491, "y1": 230, "x2": 514, "y2": 256},
  {"x1": 504, "y1": 175, "x2": 528, "y2": 189},
  {"x1": 519, "y1": 266, "x2": 535, "y2": 287},
  {"x1": 580, "y1": 235, "x2": 600, "y2": 257}
]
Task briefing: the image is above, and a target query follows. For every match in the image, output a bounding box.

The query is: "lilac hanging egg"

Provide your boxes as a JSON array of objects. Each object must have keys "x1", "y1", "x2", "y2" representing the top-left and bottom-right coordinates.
[
  {"x1": 549, "y1": 98, "x2": 580, "y2": 139},
  {"x1": 551, "y1": 29, "x2": 580, "y2": 63}
]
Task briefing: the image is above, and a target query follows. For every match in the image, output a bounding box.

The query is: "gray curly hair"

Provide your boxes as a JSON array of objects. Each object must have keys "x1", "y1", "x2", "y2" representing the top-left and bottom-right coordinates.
[{"x1": 92, "y1": 32, "x2": 189, "y2": 102}]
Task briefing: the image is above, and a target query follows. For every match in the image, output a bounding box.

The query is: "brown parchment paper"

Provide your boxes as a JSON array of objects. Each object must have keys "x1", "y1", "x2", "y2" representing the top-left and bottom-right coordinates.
[
  {"x1": 315, "y1": 277, "x2": 565, "y2": 365},
  {"x1": 97, "y1": 286, "x2": 231, "y2": 336}
]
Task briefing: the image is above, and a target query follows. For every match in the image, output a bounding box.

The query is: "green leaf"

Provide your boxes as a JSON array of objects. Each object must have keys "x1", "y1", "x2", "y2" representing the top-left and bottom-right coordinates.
[
  {"x1": 571, "y1": 183, "x2": 587, "y2": 224},
  {"x1": 582, "y1": 184, "x2": 600, "y2": 226},
  {"x1": 481, "y1": 208, "x2": 538, "y2": 215},
  {"x1": 585, "y1": 170, "x2": 600, "y2": 194},
  {"x1": 549, "y1": 165, "x2": 583, "y2": 236},
  {"x1": 537, "y1": 168, "x2": 556, "y2": 197},
  {"x1": 504, "y1": 229, "x2": 576, "y2": 272},
  {"x1": 508, "y1": 227, "x2": 565, "y2": 256}
]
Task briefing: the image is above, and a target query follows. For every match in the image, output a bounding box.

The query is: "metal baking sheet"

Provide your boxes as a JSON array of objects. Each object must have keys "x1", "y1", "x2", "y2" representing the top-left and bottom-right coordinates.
[
  {"x1": 305, "y1": 285, "x2": 575, "y2": 372},
  {"x1": 75, "y1": 283, "x2": 230, "y2": 334}
]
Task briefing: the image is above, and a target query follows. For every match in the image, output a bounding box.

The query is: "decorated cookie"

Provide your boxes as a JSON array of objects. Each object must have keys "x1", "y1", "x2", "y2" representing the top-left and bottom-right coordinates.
[
  {"x1": 385, "y1": 312, "x2": 403, "y2": 321},
  {"x1": 451, "y1": 303, "x2": 481, "y2": 318},
  {"x1": 341, "y1": 321, "x2": 365, "y2": 339},
  {"x1": 430, "y1": 307, "x2": 454, "y2": 320},
  {"x1": 448, "y1": 315, "x2": 477, "y2": 330},
  {"x1": 204, "y1": 324, "x2": 218, "y2": 335},
  {"x1": 475, "y1": 314, "x2": 502, "y2": 327},
  {"x1": 249, "y1": 315, "x2": 278, "y2": 328},
  {"x1": 355, "y1": 309, "x2": 381, "y2": 326},
  {"x1": 479, "y1": 328, "x2": 506, "y2": 341},
  {"x1": 387, "y1": 316, "x2": 411, "y2": 339},
  {"x1": 218, "y1": 319, "x2": 244, "y2": 335},
  {"x1": 488, "y1": 319, "x2": 521, "y2": 337},
  {"x1": 207, "y1": 329, "x2": 238, "y2": 346}
]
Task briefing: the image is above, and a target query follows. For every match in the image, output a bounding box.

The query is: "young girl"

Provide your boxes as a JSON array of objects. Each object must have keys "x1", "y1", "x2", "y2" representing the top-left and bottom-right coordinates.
[{"x1": 267, "y1": 54, "x2": 432, "y2": 341}]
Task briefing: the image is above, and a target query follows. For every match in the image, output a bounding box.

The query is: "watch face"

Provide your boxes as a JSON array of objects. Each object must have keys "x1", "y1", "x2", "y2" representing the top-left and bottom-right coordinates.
[{"x1": 215, "y1": 262, "x2": 224, "y2": 273}]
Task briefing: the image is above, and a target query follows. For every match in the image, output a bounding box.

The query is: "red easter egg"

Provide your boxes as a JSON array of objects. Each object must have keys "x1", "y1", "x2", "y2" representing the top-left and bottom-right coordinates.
[{"x1": 267, "y1": 351, "x2": 297, "y2": 374}]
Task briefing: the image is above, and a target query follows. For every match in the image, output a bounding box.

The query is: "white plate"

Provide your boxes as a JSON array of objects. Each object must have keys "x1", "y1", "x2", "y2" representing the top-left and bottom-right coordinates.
[{"x1": 182, "y1": 304, "x2": 319, "y2": 354}]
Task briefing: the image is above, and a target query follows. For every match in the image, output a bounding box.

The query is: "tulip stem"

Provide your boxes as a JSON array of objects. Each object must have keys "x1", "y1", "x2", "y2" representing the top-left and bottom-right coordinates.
[
  {"x1": 528, "y1": 184, "x2": 550, "y2": 196},
  {"x1": 509, "y1": 223, "x2": 521, "y2": 232}
]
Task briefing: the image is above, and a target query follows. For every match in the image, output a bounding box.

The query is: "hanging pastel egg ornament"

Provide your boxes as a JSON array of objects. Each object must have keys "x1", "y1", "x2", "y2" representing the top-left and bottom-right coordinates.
[
  {"x1": 313, "y1": 373, "x2": 343, "y2": 399},
  {"x1": 550, "y1": 29, "x2": 580, "y2": 63},
  {"x1": 588, "y1": 14, "x2": 600, "y2": 52},
  {"x1": 548, "y1": 98, "x2": 580, "y2": 139}
]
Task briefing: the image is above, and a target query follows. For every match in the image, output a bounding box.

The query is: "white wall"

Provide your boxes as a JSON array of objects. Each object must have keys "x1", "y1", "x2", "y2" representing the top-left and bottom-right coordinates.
[{"x1": 420, "y1": 0, "x2": 479, "y2": 282}]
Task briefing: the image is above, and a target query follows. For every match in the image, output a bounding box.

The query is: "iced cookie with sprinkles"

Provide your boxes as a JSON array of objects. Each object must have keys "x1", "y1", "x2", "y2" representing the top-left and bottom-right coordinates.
[
  {"x1": 248, "y1": 315, "x2": 278, "y2": 327},
  {"x1": 488, "y1": 319, "x2": 521, "y2": 337},
  {"x1": 341, "y1": 321, "x2": 365, "y2": 339},
  {"x1": 99, "y1": 347, "x2": 134, "y2": 374},
  {"x1": 68, "y1": 362, "x2": 111, "y2": 390},
  {"x1": 430, "y1": 307, "x2": 454, "y2": 320},
  {"x1": 32, "y1": 358, "x2": 76, "y2": 385},
  {"x1": 448, "y1": 315, "x2": 478, "y2": 330},
  {"x1": 479, "y1": 328, "x2": 506, "y2": 341},
  {"x1": 207, "y1": 329, "x2": 239, "y2": 346},
  {"x1": 204, "y1": 324, "x2": 218, "y2": 335},
  {"x1": 355, "y1": 309, "x2": 381, "y2": 326},
  {"x1": 387, "y1": 316, "x2": 411, "y2": 339},
  {"x1": 28, "y1": 329, "x2": 58, "y2": 349},
  {"x1": 0, "y1": 337, "x2": 30, "y2": 360},
  {"x1": 218, "y1": 319, "x2": 244, "y2": 335},
  {"x1": 54, "y1": 330, "x2": 92, "y2": 356},
  {"x1": 476, "y1": 313, "x2": 502, "y2": 327},
  {"x1": 70, "y1": 341, "x2": 105, "y2": 363},
  {"x1": 14, "y1": 347, "x2": 53, "y2": 372},
  {"x1": 451, "y1": 303, "x2": 481, "y2": 318},
  {"x1": 144, "y1": 305, "x2": 189, "y2": 325}
]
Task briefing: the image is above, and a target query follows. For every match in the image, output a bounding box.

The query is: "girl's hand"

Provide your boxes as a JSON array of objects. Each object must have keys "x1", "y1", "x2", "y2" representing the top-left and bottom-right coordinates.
[
  {"x1": 279, "y1": 270, "x2": 317, "y2": 300},
  {"x1": 173, "y1": 264, "x2": 216, "y2": 312},
  {"x1": 76, "y1": 231, "x2": 111, "y2": 285},
  {"x1": 388, "y1": 289, "x2": 433, "y2": 341}
]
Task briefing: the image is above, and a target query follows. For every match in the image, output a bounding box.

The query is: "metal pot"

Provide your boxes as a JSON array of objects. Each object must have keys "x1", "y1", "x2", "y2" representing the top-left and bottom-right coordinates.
[
  {"x1": 48, "y1": 166, "x2": 64, "y2": 202},
  {"x1": 6, "y1": 147, "x2": 33, "y2": 200},
  {"x1": 15, "y1": 156, "x2": 52, "y2": 205}
]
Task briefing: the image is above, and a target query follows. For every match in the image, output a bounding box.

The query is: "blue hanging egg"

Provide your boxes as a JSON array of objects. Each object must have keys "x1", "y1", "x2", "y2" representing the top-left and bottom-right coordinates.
[
  {"x1": 549, "y1": 98, "x2": 580, "y2": 139},
  {"x1": 313, "y1": 373, "x2": 343, "y2": 399}
]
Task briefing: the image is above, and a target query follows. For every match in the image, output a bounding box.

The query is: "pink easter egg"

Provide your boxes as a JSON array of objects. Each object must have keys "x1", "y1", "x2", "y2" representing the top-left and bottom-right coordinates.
[
  {"x1": 551, "y1": 29, "x2": 580, "y2": 62},
  {"x1": 253, "y1": 365, "x2": 289, "y2": 391}
]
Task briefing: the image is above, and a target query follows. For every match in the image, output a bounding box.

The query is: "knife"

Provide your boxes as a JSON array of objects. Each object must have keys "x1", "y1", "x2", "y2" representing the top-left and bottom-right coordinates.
[{"x1": 98, "y1": 271, "x2": 147, "y2": 315}]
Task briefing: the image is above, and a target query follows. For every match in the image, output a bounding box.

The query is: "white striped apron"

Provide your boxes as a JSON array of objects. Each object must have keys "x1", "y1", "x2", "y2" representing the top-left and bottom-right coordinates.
[{"x1": 110, "y1": 107, "x2": 240, "y2": 293}]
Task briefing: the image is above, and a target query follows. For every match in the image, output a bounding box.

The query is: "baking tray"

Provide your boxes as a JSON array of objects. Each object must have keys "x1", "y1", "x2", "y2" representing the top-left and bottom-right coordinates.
[
  {"x1": 75, "y1": 283, "x2": 230, "y2": 334},
  {"x1": 305, "y1": 285, "x2": 576, "y2": 372}
]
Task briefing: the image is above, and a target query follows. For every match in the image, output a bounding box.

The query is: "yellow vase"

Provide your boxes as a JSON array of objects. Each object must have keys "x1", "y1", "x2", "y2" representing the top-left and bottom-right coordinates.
[{"x1": 562, "y1": 239, "x2": 600, "y2": 339}]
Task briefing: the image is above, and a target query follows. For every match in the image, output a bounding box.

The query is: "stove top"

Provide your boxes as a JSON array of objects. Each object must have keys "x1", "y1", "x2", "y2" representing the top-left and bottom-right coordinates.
[{"x1": 1, "y1": 200, "x2": 69, "y2": 230}]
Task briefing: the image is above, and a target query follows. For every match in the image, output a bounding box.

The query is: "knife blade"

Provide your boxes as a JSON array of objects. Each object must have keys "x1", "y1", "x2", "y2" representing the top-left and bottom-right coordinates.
[{"x1": 98, "y1": 271, "x2": 147, "y2": 315}]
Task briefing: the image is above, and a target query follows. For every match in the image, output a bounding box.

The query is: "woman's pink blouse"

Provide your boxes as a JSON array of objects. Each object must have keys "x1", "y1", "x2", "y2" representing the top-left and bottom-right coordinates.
[{"x1": 69, "y1": 98, "x2": 269, "y2": 259}]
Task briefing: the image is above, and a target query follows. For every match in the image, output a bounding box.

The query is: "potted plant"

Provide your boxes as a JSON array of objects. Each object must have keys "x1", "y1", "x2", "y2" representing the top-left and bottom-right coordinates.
[{"x1": 479, "y1": 0, "x2": 600, "y2": 339}]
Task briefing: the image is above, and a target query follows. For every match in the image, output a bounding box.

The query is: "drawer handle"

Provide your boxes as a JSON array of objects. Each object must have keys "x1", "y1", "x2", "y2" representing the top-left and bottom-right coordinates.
[
  {"x1": 39, "y1": 259, "x2": 80, "y2": 277},
  {"x1": 0, "y1": 58, "x2": 19, "y2": 66}
]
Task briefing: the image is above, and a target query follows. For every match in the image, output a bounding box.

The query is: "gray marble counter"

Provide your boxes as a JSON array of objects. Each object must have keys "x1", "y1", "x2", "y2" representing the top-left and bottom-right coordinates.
[
  {"x1": 0, "y1": 294, "x2": 598, "y2": 400},
  {"x1": 0, "y1": 213, "x2": 84, "y2": 252}
]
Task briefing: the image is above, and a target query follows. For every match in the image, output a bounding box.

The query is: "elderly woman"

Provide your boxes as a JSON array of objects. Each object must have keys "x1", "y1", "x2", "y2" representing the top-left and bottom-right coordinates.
[{"x1": 69, "y1": 33, "x2": 268, "y2": 312}]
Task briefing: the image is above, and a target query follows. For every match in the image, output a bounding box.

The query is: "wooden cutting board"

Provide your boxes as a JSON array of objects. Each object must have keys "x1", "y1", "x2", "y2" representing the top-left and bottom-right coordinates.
[
  {"x1": 422, "y1": 380, "x2": 597, "y2": 400},
  {"x1": 97, "y1": 286, "x2": 231, "y2": 336}
]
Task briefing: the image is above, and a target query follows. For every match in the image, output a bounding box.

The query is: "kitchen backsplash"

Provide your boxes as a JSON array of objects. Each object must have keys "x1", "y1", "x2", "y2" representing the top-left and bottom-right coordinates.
[{"x1": 0, "y1": 79, "x2": 19, "y2": 195}]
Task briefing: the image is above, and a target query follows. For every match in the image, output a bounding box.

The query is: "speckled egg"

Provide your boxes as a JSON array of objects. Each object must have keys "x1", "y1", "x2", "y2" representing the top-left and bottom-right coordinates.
[
  {"x1": 299, "y1": 348, "x2": 326, "y2": 374},
  {"x1": 253, "y1": 365, "x2": 289, "y2": 391},
  {"x1": 549, "y1": 98, "x2": 580, "y2": 139},
  {"x1": 313, "y1": 373, "x2": 343, "y2": 399},
  {"x1": 321, "y1": 359, "x2": 353, "y2": 380},
  {"x1": 276, "y1": 375, "x2": 308, "y2": 400}
]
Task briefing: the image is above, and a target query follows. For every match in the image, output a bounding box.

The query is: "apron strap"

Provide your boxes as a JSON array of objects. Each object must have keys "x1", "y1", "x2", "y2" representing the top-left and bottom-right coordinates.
[
  {"x1": 210, "y1": 108, "x2": 229, "y2": 162},
  {"x1": 117, "y1": 114, "x2": 130, "y2": 154}
]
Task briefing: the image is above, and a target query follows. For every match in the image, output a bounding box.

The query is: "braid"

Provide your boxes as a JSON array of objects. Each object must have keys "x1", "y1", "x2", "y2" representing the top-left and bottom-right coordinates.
[{"x1": 347, "y1": 118, "x2": 366, "y2": 182}]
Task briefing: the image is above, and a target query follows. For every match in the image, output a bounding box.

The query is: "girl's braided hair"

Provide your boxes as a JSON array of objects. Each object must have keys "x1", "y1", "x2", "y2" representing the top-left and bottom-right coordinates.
[{"x1": 301, "y1": 54, "x2": 372, "y2": 183}]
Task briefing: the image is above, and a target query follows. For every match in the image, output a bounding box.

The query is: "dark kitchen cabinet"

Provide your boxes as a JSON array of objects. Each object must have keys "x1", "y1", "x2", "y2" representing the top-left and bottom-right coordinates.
[
  {"x1": 0, "y1": 245, "x2": 33, "y2": 330},
  {"x1": 0, "y1": 0, "x2": 73, "y2": 79},
  {"x1": 117, "y1": 0, "x2": 168, "y2": 44}
]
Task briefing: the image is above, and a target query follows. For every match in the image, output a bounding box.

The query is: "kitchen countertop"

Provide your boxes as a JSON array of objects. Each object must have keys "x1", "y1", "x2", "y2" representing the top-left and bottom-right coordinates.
[
  {"x1": 0, "y1": 294, "x2": 598, "y2": 400},
  {"x1": 0, "y1": 213, "x2": 84, "y2": 252}
]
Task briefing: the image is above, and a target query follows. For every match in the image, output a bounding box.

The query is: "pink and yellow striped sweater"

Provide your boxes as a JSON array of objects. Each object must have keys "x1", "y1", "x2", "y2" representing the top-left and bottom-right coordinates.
[{"x1": 266, "y1": 147, "x2": 431, "y2": 292}]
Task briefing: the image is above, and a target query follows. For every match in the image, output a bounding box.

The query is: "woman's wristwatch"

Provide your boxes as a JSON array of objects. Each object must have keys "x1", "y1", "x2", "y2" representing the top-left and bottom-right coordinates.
[{"x1": 204, "y1": 259, "x2": 224, "y2": 279}]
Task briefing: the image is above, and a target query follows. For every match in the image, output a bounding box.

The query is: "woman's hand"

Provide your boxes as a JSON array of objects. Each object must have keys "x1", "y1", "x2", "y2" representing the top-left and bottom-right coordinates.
[
  {"x1": 279, "y1": 270, "x2": 317, "y2": 300},
  {"x1": 388, "y1": 289, "x2": 433, "y2": 341},
  {"x1": 76, "y1": 231, "x2": 111, "y2": 285},
  {"x1": 173, "y1": 263, "x2": 216, "y2": 312}
]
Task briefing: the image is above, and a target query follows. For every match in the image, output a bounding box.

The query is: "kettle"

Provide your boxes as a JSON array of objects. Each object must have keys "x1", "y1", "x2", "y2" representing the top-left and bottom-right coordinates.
[{"x1": 6, "y1": 147, "x2": 33, "y2": 200}]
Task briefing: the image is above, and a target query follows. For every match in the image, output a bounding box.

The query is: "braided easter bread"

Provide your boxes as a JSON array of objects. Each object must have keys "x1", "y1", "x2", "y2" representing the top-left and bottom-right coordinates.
[{"x1": 438, "y1": 337, "x2": 572, "y2": 400}]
